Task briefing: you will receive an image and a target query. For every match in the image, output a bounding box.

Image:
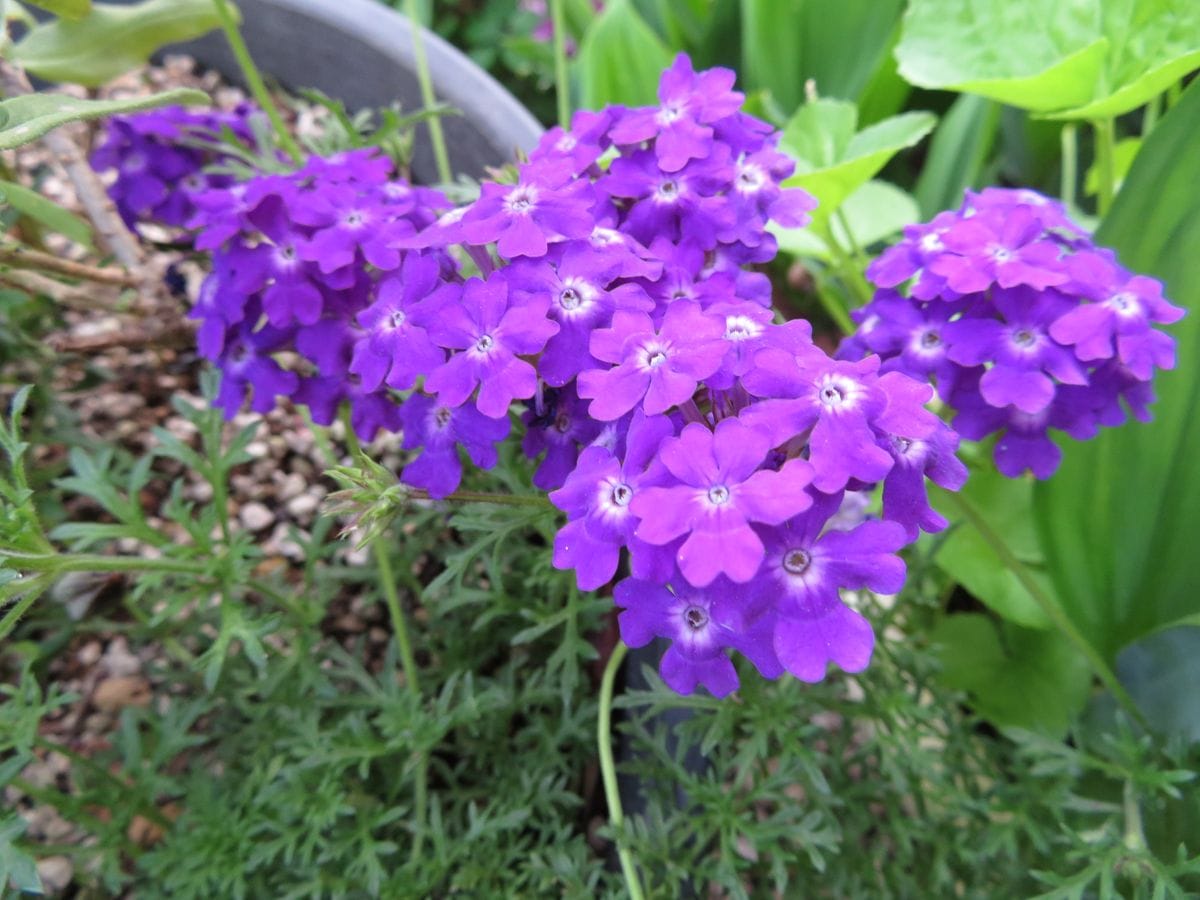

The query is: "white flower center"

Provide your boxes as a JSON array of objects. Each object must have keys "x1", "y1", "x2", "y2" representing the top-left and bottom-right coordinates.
[
  {"x1": 505, "y1": 185, "x2": 538, "y2": 215},
  {"x1": 724, "y1": 315, "x2": 763, "y2": 342}
]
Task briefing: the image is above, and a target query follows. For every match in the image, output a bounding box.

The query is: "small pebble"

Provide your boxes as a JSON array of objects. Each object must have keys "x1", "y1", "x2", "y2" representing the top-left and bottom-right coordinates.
[
  {"x1": 239, "y1": 502, "x2": 274, "y2": 532},
  {"x1": 36, "y1": 855, "x2": 73, "y2": 893}
]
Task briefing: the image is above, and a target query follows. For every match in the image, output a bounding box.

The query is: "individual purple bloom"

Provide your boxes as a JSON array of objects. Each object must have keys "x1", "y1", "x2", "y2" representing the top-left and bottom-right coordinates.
[
  {"x1": 879, "y1": 420, "x2": 968, "y2": 540},
  {"x1": 550, "y1": 411, "x2": 675, "y2": 590},
  {"x1": 460, "y1": 160, "x2": 595, "y2": 258},
  {"x1": 399, "y1": 393, "x2": 511, "y2": 498},
  {"x1": 600, "y1": 148, "x2": 735, "y2": 248},
  {"x1": 507, "y1": 241, "x2": 655, "y2": 386},
  {"x1": 631, "y1": 418, "x2": 815, "y2": 586},
  {"x1": 576, "y1": 301, "x2": 726, "y2": 420},
  {"x1": 521, "y1": 385, "x2": 604, "y2": 490},
  {"x1": 742, "y1": 348, "x2": 938, "y2": 493},
  {"x1": 1050, "y1": 250, "x2": 1184, "y2": 379},
  {"x1": 293, "y1": 184, "x2": 399, "y2": 274},
  {"x1": 931, "y1": 205, "x2": 1069, "y2": 293},
  {"x1": 706, "y1": 303, "x2": 812, "y2": 390},
  {"x1": 865, "y1": 210, "x2": 960, "y2": 300},
  {"x1": 528, "y1": 108, "x2": 613, "y2": 175},
  {"x1": 614, "y1": 575, "x2": 782, "y2": 697},
  {"x1": 749, "y1": 490, "x2": 906, "y2": 682},
  {"x1": 965, "y1": 187, "x2": 1088, "y2": 241},
  {"x1": 721, "y1": 145, "x2": 815, "y2": 246},
  {"x1": 945, "y1": 286, "x2": 1087, "y2": 414},
  {"x1": 213, "y1": 323, "x2": 299, "y2": 418},
  {"x1": 608, "y1": 53, "x2": 744, "y2": 173},
  {"x1": 348, "y1": 252, "x2": 447, "y2": 391},
  {"x1": 422, "y1": 274, "x2": 559, "y2": 418},
  {"x1": 293, "y1": 377, "x2": 402, "y2": 443}
]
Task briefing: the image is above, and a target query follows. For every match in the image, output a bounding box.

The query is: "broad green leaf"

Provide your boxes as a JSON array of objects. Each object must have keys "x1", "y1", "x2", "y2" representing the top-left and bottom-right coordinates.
[
  {"x1": 740, "y1": 0, "x2": 904, "y2": 114},
  {"x1": 896, "y1": 0, "x2": 1200, "y2": 119},
  {"x1": 11, "y1": 0, "x2": 224, "y2": 87},
  {"x1": 1115, "y1": 626, "x2": 1200, "y2": 743},
  {"x1": 1033, "y1": 80, "x2": 1200, "y2": 663},
  {"x1": 931, "y1": 613, "x2": 1092, "y2": 737},
  {"x1": 913, "y1": 94, "x2": 1000, "y2": 218},
  {"x1": 0, "y1": 88, "x2": 209, "y2": 151},
  {"x1": 772, "y1": 180, "x2": 917, "y2": 261},
  {"x1": 574, "y1": 0, "x2": 673, "y2": 110},
  {"x1": 24, "y1": 0, "x2": 91, "y2": 19},
  {"x1": 779, "y1": 99, "x2": 934, "y2": 230},
  {"x1": 931, "y1": 466, "x2": 1055, "y2": 630},
  {"x1": 0, "y1": 178, "x2": 93, "y2": 246},
  {"x1": 0, "y1": 816, "x2": 42, "y2": 895}
]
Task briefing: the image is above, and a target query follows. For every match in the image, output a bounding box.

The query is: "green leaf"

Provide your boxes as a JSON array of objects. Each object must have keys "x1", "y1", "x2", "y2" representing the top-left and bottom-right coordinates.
[
  {"x1": 1083, "y1": 136, "x2": 1140, "y2": 197},
  {"x1": 574, "y1": 0, "x2": 673, "y2": 110},
  {"x1": 0, "y1": 178, "x2": 93, "y2": 247},
  {"x1": 11, "y1": 0, "x2": 224, "y2": 87},
  {"x1": 932, "y1": 613, "x2": 1091, "y2": 737},
  {"x1": 24, "y1": 0, "x2": 91, "y2": 20},
  {"x1": 0, "y1": 88, "x2": 209, "y2": 151},
  {"x1": 0, "y1": 815, "x2": 42, "y2": 895},
  {"x1": 772, "y1": 179, "x2": 918, "y2": 261},
  {"x1": 1116, "y1": 626, "x2": 1200, "y2": 743},
  {"x1": 932, "y1": 466, "x2": 1056, "y2": 630},
  {"x1": 895, "y1": 0, "x2": 1200, "y2": 119},
  {"x1": 913, "y1": 94, "x2": 1001, "y2": 219},
  {"x1": 739, "y1": 0, "x2": 905, "y2": 114},
  {"x1": 779, "y1": 98, "x2": 934, "y2": 229},
  {"x1": 1033, "y1": 80, "x2": 1200, "y2": 663}
]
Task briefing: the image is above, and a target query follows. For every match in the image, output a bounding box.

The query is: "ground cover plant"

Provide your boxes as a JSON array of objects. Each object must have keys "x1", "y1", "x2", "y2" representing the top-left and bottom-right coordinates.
[{"x1": 1, "y1": 0, "x2": 1200, "y2": 897}]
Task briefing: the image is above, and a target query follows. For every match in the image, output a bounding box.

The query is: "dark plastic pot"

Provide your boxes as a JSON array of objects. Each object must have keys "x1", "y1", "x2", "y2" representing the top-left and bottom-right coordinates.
[{"x1": 113, "y1": 0, "x2": 543, "y2": 182}]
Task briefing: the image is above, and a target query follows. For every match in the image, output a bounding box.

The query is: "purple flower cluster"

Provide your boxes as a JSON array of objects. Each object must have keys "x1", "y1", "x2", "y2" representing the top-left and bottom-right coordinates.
[
  {"x1": 186, "y1": 55, "x2": 965, "y2": 698},
  {"x1": 92, "y1": 104, "x2": 260, "y2": 230},
  {"x1": 844, "y1": 188, "x2": 1184, "y2": 478}
]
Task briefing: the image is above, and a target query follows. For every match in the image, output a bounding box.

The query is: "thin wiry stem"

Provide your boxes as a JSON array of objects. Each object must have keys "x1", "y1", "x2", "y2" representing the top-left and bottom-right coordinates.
[{"x1": 597, "y1": 641, "x2": 646, "y2": 900}]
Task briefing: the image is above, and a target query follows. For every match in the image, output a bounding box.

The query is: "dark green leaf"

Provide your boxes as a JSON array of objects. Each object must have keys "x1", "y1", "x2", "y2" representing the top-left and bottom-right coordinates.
[
  {"x1": 913, "y1": 94, "x2": 1001, "y2": 218},
  {"x1": 1116, "y1": 626, "x2": 1200, "y2": 743},
  {"x1": 1033, "y1": 80, "x2": 1200, "y2": 662},
  {"x1": 574, "y1": 0, "x2": 673, "y2": 109},
  {"x1": 932, "y1": 613, "x2": 1091, "y2": 736},
  {"x1": 0, "y1": 88, "x2": 209, "y2": 151},
  {"x1": 11, "y1": 0, "x2": 224, "y2": 87},
  {"x1": 0, "y1": 178, "x2": 93, "y2": 246}
]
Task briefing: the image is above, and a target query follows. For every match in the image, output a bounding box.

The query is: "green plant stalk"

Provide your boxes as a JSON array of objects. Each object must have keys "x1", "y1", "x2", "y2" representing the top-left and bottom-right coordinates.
[
  {"x1": 1093, "y1": 117, "x2": 1116, "y2": 217},
  {"x1": 943, "y1": 489, "x2": 1149, "y2": 731},
  {"x1": 597, "y1": 640, "x2": 645, "y2": 900},
  {"x1": 338, "y1": 411, "x2": 429, "y2": 862},
  {"x1": 549, "y1": 0, "x2": 572, "y2": 128},
  {"x1": 211, "y1": 0, "x2": 303, "y2": 164},
  {"x1": 817, "y1": 220, "x2": 872, "y2": 331},
  {"x1": 1060, "y1": 123, "x2": 1078, "y2": 212},
  {"x1": 4, "y1": 551, "x2": 208, "y2": 576},
  {"x1": 1122, "y1": 779, "x2": 1147, "y2": 852},
  {"x1": 1141, "y1": 95, "x2": 1162, "y2": 136},
  {"x1": 404, "y1": 0, "x2": 452, "y2": 184}
]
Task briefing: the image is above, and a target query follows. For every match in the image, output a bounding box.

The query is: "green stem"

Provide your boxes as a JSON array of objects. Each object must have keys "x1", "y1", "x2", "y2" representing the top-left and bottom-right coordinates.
[
  {"x1": 405, "y1": 0, "x2": 452, "y2": 184},
  {"x1": 4, "y1": 552, "x2": 208, "y2": 576},
  {"x1": 424, "y1": 488, "x2": 552, "y2": 508},
  {"x1": 1060, "y1": 123, "x2": 1078, "y2": 212},
  {"x1": 944, "y1": 490, "x2": 1149, "y2": 731},
  {"x1": 835, "y1": 207, "x2": 868, "y2": 271},
  {"x1": 1123, "y1": 779, "x2": 1147, "y2": 852},
  {"x1": 1092, "y1": 117, "x2": 1116, "y2": 217},
  {"x1": 549, "y1": 0, "x2": 572, "y2": 128},
  {"x1": 211, "y1": 0, "x2": 303, "y2": 164},
  {"x1": 1141, "y1": 95, "x2": 1162, "y2": 137},
  {"x1": 818, "y1": 221, "x2": 871, "y2": 332},
  {"x1": 597, "y1": 641, "x2": 645, "y2": 900}
]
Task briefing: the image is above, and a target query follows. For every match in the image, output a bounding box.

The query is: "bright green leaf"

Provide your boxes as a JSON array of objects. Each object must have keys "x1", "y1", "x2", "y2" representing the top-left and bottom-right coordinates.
[
  {"x1": 1083, "y1": 137, "x2": 1140, "y2": 197},
  {"x1": 932, "y1": 613, "x2": 1092, "y2": 737},
  {"x1": 932, "y1": 466, "x2": 1056, "y2": 630},
  {"x1": 0, "y1": 178, "x2": 93, "y2": 246},
  {"x1": 574, "y1": 0, "x2": 673, "y2": 110},
  {"x1": 24, "y1": 0, "x2": 91, "y2": 19},
  {"x1": 896, "y1": 0, "x2": 1200, "y2": 119},
  {"x1": 11, "y1": 0, "x2": 224, "y2": 88},
  {"x1": 779, "y1": 99, "x2": 934, "y2": 229},
  {"x1": 0, "y1": 88, "x2": 209, "y2": 151},
  {"x1": 772, "y1": 180, "x2": 917, "y2": 261},
  {"x1": 1033, "y1": 80, "x2": 1200, "y2": 663}
]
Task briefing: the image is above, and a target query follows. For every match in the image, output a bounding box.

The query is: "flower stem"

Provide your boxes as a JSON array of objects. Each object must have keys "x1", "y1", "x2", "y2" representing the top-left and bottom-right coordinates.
[
  {"x1": 405, "y1": 0, "x2": 452, "y2": 184},
  {"x1": 1092, "y1": 117, "x2": 1117, "y2": 217},
  {"x1": 549, "y1": 0, "x2": 572, "y2": 129},
  {"x1": 1060, "y1": 123, "x2": 1078, "y2": 212},
  {"x1": 943, "y1": 489, "x2": 1149, "y2": 731},
  {"x1": 597, "y1": 640, "x2": 645, "y2": 900},
  {"x1": 211, "y1": 0, "x2": 303, "y2": 164}
]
